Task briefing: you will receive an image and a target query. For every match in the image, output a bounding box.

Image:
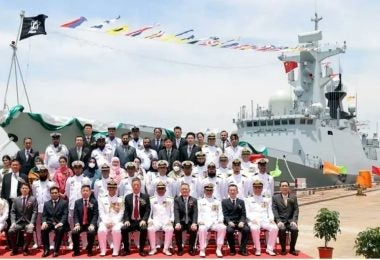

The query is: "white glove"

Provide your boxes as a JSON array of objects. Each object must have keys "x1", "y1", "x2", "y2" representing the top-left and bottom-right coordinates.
[
  {"x1": 190, "y1": 223, "x2": 197, "y2": 231},
  {"x1": 73, "y1": 225, "x2": 81, "y2": 232},
  {"x1": 124, "y1": 221, "x2": 130, "y2": 227},
  {"x1": 41, "y1": 222, "x2": 48, "y2": 230},
  {"x1": 54, "y1": 223, "x2": 63, "y2": 229},
  {"x1": 277, "y1": 221, "x2": 285, "y2": 228},
  {"x1": 290, "y1": 221, "x2": 298, "y2": 228},
  {"x1": 88, "y1": 224, "x2": 95, "y2": 231},
  {"x1": 175, "y1": 223, "x2": 181, "y2": 230},
  {"x1": 10, "y1": 223, "x2": 16, "y2": 229},
  {"x1": 228, "y1": 221, "x2": 235, "y2": 227},
  {"x1": 238, "y1": 222, "x2": 244, "y2": 228},
  {"x1": 139, "y1": 220, "x2": 147, "y2": 227}
]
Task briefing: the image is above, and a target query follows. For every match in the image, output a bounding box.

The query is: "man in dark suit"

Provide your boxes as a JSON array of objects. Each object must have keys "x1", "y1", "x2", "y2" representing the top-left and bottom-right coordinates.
[
  {"x1": 272, "y1": 180, "x2": 299, "y2": 256},
  {"x1": 179, "y1": 132, "x2": 201, "y2": 163},
  {"x1": 158, "y1": 138, "x2": 179, "y2": 171},
  {"x1": 150, "y1": 127, "x2": 164, "y2": 153},
  {"x1": 68, "y1": 136, "x2": 91, "y2": 169},
  {"x1": 72, "y1": 184, "x2": 98, "y2": 256},
  {"x1": 172, "y1": 126, "x2": 187, "y2": 150},
  {"x1": 114, "y1": 133, "x2": 137, "y2": 168},
  {"x1": 15, "y1": 137, "x2": 39, "y2": 175},
  {"x1": 121, "y1": 177, "x2": 151, "y2": 256},
  {"x1": 41, "y1": 186, "x2": 69, "y2": 257},
  {"x1": 173, "y1": 183, "x2": 198, "y2": 256},
  {"x1": 8, "y1": 183, "x2": 37, "y2": 255},
  {"x1": 82, "y1": 123, "x2": 96, "y2": 150},
  {"x1": 222, "y1": 183, "x2": 250, "y2": 256},
  {"x1": 1, "y1": 159, "x2": 28, "y2": 247}
]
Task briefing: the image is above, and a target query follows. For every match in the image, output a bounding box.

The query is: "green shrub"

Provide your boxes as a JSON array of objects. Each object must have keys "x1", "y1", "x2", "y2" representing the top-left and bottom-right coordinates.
[
  {"x1": 355, "y1": 227, "x2": 380, "y2": 258},
  {"x1": 313, "y1": 208, "x2": 341, "y2": 247}
]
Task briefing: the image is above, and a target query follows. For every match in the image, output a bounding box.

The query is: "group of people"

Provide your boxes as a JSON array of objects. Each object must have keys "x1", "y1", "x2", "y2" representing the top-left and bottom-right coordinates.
[{"x1": 0, "y1": 124, "x2": 300, "y2": 257}]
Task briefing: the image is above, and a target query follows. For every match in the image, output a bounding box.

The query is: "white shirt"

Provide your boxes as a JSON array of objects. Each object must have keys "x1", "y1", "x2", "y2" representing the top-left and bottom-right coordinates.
[
  {"x1": 197, "y1": 196, "x2": 224, "y2": 226},
  {"x1": 65, "y1": 174, "x2": 91, "y2": 210},
  {"x1": 32, "y1": 180, "x2": 53, "y2": 213},
  {"x1": 91, "y1": 145, "x2": 113, "y2": 166},
  {"x1": 225, "y1": 146, "x2": 243, "y2": 166},
  {"x1": 149, "y1": 195, "x2": 174, "y2": 226},
  {"x1": 129, "y1": 138, "x2": 143, "y2": 150},
  {"x1": 106, "y1": 137, "x2": 122, "y2": 154},
  {"x1": 253, "y1": 172, "x2": 274, "y2": 197},
  {"x1": 137, "y1": 148, "x2": 158, "y2": 170},
  {"x1": 44, "y1": 144, "x2": 69, "y2": 175},
  {"x1": 10, "y1": 172, "x2": 19, "y2": 199}
]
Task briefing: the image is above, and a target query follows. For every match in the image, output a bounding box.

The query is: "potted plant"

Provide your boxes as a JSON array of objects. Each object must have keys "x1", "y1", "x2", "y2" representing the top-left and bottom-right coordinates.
[
  {"x1": 313, "y1": 208, "x2": 341, "y2": 258},
  {"x1": 354, "y1": 227, "x2": 380, "y2": 258}
]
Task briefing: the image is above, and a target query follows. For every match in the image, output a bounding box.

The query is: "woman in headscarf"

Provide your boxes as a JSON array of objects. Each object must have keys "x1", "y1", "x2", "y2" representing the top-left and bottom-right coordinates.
[
  {"x1": 109, "y1": 157, "x2": 126, "y2": 184},
  {"x1": 53, "y1": 156, "x2": 73, "y2": 199},
  {"x1": 28, "y1": 156, "x2": 45, "y2": 185},
  {"x1": 83, "y1": 157, "x2": 101, "y2": 189}
]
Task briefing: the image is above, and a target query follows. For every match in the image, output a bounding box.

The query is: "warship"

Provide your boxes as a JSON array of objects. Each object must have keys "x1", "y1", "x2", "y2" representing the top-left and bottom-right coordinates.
[{"x1": 234, "y1": 14, "x2": 379, "y2": 187}]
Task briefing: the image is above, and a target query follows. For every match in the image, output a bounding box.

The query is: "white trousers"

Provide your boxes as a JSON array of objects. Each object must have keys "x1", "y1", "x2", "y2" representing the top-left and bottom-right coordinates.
[
  {"x1": 98, "y1": 222, "x2": 122, "y2": 255},
  {"x1": 248, "y1": 221, "x2": 278, "y2": 251},
  {"x1": 198, "y1": 223, "x2": 226, "y2": 250},
  {"x1": 148, "y1": 223, "x2": 174, "y2": 250}
]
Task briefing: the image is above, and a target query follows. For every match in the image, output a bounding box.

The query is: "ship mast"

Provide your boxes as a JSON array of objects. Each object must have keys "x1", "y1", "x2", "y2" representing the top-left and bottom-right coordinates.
[{"x1": 3, "y1": 10, "x2": 33, "y2": 112}]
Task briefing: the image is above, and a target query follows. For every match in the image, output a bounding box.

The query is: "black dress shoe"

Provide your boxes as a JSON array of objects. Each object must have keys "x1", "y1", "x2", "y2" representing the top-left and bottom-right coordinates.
[
  {"x1": 72, "y1": 251, "x2": 80, "y2": 256},
  {"x1": 139, "y1": 250, "x2": 147, "y2": 256},
  {"x1": 290, "y1": 250, "x2": 299, "y2": 256},
  {"x1": 10, "y1": 251, "x2": 18, "y2": 256},
  {"x1": 280, "y1": 250, "x2": 287, "y2": 255},
  {"x1": 23, "y1": 250, "x2": 30, "y2": 256},
  {"x1": 238, "y1": 250, "x2": 248, "y2": 256},
  {"x1": 87, "y1": 251, "x2": 93, "y2": 256},
  {"x1": 177, "y1": 250, "x2": 184, "y2": 256},
  {"x1": 121, "y1": 249, "x2": 130, "y2": 256},
  {"x1": 189, "y1": 249, "x2": 196, "y2": 256},
  {"x1": 53, "y1": 252, "x2": 59, "y2": 257},
  {"x1": 42, "y1": 250, "x2": 50, "y2": 257},
  {"x1": 229, "y1": 251, "x2": 236, "y2": 256}
]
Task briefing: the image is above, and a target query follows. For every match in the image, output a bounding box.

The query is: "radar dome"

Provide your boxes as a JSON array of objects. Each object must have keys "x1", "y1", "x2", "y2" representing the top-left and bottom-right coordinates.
[{"x1": 269, "y1": 88, "x2": 292, "y2": 116}]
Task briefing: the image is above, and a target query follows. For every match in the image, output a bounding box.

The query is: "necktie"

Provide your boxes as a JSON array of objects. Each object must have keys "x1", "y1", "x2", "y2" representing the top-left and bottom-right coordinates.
[
  {"x1": 156, "y1": 140, "x2": 159, "y2": 149},
  {"x1": 133, "y1": 195, "x2": 139, "y2": 220},
  {"x1": 187, "y1": 146, "x2": 192, "y2": 157},
  {"x1": 185, "y1": 198, "x2": 189, "y2": 224},
  {"x1": 77, "y1": 148, "x2": 82, "y2": 159},
  {"x1": 167, "y1": 150, "x2": 171, "y2": 159},
  {"x1": 53, "y1": 200, "x2": 56, "y2": 208},
  {"x1": 87, "y1": 136, "x2": 90, "y2": 143},
  {"x1": 83, "y1": 200, "x2": 88, "y2": 225},
  {"x1": 22, "y1": 197, "x2": 26, "y2": 211},
  {"x1": 222, "y1": 141, "x2": 225, "y2": 153},
  {"x1": 232, "y1": 199, "x2": 236, "y2": 208}
]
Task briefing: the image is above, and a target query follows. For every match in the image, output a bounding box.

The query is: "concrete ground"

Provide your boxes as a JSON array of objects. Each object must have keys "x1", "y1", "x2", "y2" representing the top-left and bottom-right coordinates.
[{"x1": 297, "y1": 186, "x2": 380, "y2": 258}]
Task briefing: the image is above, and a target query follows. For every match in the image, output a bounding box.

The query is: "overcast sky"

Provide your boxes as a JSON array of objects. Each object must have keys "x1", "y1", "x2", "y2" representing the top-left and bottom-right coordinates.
[{"x1": 0, "y1": 0, "x2": 379, "y2": 134}]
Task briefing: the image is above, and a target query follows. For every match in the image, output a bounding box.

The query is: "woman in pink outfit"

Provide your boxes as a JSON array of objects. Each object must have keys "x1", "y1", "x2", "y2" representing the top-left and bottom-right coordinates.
[
  {"x1": 53, "y1": 156, "x2": 73, "y2": 199},
  {"x1": 109, "y1": 157, "x2": 126, "y2": 184}
]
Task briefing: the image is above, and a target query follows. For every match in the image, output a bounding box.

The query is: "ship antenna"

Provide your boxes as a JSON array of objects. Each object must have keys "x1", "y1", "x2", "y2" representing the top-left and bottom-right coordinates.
[
  {"x1": 311, "y1": 12, "x2": 323, "y2": 30},
  {"x1": 3, "y1": 10, "x2": 33, "y2": 112}
]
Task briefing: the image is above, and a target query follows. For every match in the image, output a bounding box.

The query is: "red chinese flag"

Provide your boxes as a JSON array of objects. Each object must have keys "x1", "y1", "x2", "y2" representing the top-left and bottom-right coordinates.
[
  {"x1": 283, "y1": 61, "x2": 298, "y2": 73},
  {"x1": 371, "y1": 166, "x2": 380, "y2": 176}
]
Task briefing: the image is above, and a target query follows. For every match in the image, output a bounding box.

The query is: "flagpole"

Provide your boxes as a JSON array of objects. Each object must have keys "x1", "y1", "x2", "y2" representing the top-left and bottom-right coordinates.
[{"x1": 14, "y1": 10, "x2": 25, "y2": 47}]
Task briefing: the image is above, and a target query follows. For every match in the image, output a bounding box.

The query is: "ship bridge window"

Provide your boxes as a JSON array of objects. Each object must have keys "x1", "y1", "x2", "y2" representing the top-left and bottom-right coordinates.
[
  {"x1": 300, "y1": 118, "x2": 306, "y2": 124},
  {"x1": 274, "y1": 119, "x2": 281, "y2": 125},
  {"x1": 267, "y1": 120, "x2": 273, "y2": 126},
  {"x1": 281, "y1": 119, "x2": 288, "y2": 125},
  {"x1": 253, "y1": 121, "x2": 258, "y2": 127},
  {"x1": 247, "y1": 121, "x2": 253, "y2": 127},
  {"x1": 289, "y1": 119, "x2": 295, "y2": 125},
  {"x1": 240, "y1": 122, "x2": 245, "y2": 128},
  {"x1": 260, "y1": 121, "x2": 267, "y2": 126},
  {"x1": 307, "y1": 119, "x2": 313, "y2": 125}
]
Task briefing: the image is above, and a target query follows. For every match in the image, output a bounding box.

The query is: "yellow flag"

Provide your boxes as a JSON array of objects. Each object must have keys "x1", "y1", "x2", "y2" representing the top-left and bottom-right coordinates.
[
  {"x1": 159, "y1": 34, "x2": 184, "y2": 44},
  {"x1": 106, "y1": 25, "x2": 129, "y2": 35}
]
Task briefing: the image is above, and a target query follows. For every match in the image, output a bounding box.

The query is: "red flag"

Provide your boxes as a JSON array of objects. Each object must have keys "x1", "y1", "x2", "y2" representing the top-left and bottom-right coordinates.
[
  {"x1": 371, "y1": 166, "x2": 380, "y2": 175},
  {"x1": 283, "y1": 61, "x2": 298, "y2": 73}
]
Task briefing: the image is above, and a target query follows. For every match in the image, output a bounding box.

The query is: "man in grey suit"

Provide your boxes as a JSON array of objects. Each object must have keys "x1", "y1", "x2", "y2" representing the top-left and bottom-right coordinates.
[
  {"x1": 8, "y1": 182, "x2": 38, "y2": 256},
  {"x1": 114, "y1": 133, "x2": 137, "y2": 168},
  {"x1": 15, "y1": 137, "x2": 39, "y2": 175},
  {"x1": 272, "y1": 180, "x2": 299, "y2": 256},
  {"x1": 158, "y1": 138, "x2": 179, "y2": 171}
]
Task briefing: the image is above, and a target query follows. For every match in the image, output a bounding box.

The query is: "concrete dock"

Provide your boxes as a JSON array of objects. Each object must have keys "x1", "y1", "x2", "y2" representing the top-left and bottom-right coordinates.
[{"x1": 297, "y1": 186, "x2": 380, "y2": 258}]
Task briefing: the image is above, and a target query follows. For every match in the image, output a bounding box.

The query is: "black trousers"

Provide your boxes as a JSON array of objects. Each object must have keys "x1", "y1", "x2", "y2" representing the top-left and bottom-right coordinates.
[
  {"x1": 121, "y1": 220, "x2": 147, "y2": 252},
  {"x1": 226, "y1": 223, "x2": 250, "y2": 253},
  {"x1": 71, "y1": 224, "x2": 97, "y2": 253},
  {"x1": 279, "y1": 223, "x2": 298, "y2": 251},
  {"x1": 8, "y1": 222, "x2": 33, "y2": 252},
  {"x1": 41, "y1": 223, "x2": 66, "y2": 252},
  {"x1": 174, "y1": 222, "x2": 197, "y2": 252}
]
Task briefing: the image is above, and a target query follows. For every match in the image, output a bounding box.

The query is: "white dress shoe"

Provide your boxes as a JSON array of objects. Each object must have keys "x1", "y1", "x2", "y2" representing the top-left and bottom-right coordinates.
[
  {"x1": 216, "y1": 249, "x2": 223, "y2": 258},
  {"x1": 200, "y1": 250, "x2": 206, "y2": 257},
  {"x1": 255, "y1": 250, "x2": 261, "y2": 256},
  {"x1": 266, "y1": 249, "x2": 276, "y2": 256},
  {"x1": 148, "y1": 249, "x2": 157, "y2": 255},
  {"x1": 163, "y1": 249, "x2": 172, "y2": 256}
]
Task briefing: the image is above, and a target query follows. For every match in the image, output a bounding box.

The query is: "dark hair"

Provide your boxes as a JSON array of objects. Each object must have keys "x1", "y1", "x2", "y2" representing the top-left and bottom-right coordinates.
[
  {"x1": 230, "y1": 133, "x2": 239, "y2": 140},
  {"x1": 131, "y1": 177, "x2": 141, "y2": 185},
  {"x1": 185, "y1": 132, "x2": 195, "y2": 139},
  {"x1": 11, "y1": 159, "x2": 20, "y2": 164},
  {"x1": 148, "y1": 158, "x2": 159, "y2": 172},
  {"x1": 50, "y1": 186, "x2": 59, "y2": 193},
  {"x1": 81, "y1": 185, "x2": 91, "y2": 190},
  {"x1": 2, "y1": 155, "x2": 11, "y2": 161},
  {"x1": 279, "y1": 180, "x2": 290, "y2": 187},
  {"x1": 20, "y1": 182, "x2": 31, "y2": 190},
  {"x1": 174, "y1": 126, "x2": 182, "y2": 131},
  {"x1": 58, "y1": 156, "x2": 68, "y2": 162},
  {"x1": 154, "y1": 128, "x2": 162, "y2": 134},
  {"x1": 164, "y1": 137, "x2": 172, "y2": 142},
  {"x1": 75, "y1": 136, "x2": 84, "y2": 141},
  {"x1": 134, "y1": 157, "x2": 141, "y2": 163},
  {"x1": 196, "y1": 132, "x2": 204, "y2": 137},
  {"x1": 23, "y1": 137, "x2": 32, "y2": 142},
  {"x1": 84, "y1": 123, "x2": 93, "y2": 128},
  {"x1": 121, "y1": 133, "x2": 129, "y2": 138}
]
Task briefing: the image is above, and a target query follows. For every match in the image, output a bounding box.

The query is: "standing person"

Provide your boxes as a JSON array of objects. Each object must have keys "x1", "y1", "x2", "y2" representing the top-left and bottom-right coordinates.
[
  {"x1": 172, "y1": 126, "x2": 186, "y2": 150},
  {"x1": 121, "y1": 177, "x2": 151, "y2": 256},
  {"x1": 179, "y1": 132, "x2": 201, "y2": 163},
  {"x1": 27, "y1": 156, "x2": 44, "y2": 185},
  {"x1": 72, "y1": 184, "x2": 98, "y2": 256},
  {"x1": 148, "y1": 160, "x2": 175, "y2": 197},
  {"x1": 158, "y1": 138, "x2": 179, "y2": 171},
  {"x1": 41, "y1": 186, "x2": 69, "y2": 257},
  {"x1": 198, "y1": 162, "x2": 225, "y2": 200},
  {"x1": 15, "y1": 137, "x2": 39, "y2": 175},
  {"x1": 225, "y1": 134, "x2": 243, "y2": 166},
  {"x1": 177, "y1": 161, "x2": 199, "y2": 198},
  {"x1": 44, "y1": 133, "x2": 69, "y2": 179},
  {"x1": 147, "y1": 181, "x2": 174, "y2": 256},
  {"x1": 202, "y1": 133, "x2": 223, "y2": 167},
  {"x1": 138, "y1": 137, "x2": 158, "y2": 171},
  {"x1": 82, "y1": 123, "x2": 96, "y2": 150},
  {"x1": 222, "y1": 184, "x2": 249, "y2": 256},
  {"x1": 196, "y1": 132, "x2": 206, "y2": 148},
  {"x1": 219, "y1": 130, "x2": 231, "y2": 154},
  {"x1": 109, "y1": 157, "x2": 126, "y2": 185},
  {"x1": 93, "y1": 164, "x2": 111, "y2": 200},
  {"x1": 91, "y1": 135, "x2": 113, "y2": 167},
  {"x1": 253, "y1": 158, "x2": 275, "y2": 197},
  {"x1": 272, "y1": 180, "x2": 299, "y2": 256},
  {"x1": 0, "y1": 155, "x2": 12, "y2": 195},
  {"x1": 197, "y1": 183, "x2": 225, "y2": 258},
  {"x1": 225, "y1": 159, "x2": 251, "y2": 199},
  {"x1": 150, "y1": 127, "x2": 164, "y2": 153},
  {"x1": 114, "y1": 133, "x2": 137, "y2": 168},
  {"x1": 106, "y1": 126, "x2": 122, "y2": 154},
  {"x1": 83, "y1": 157, "x2": 101, "y2": 189},
  {"x1": 53, "y1": 156, "x2": 73, "y2": 199},
  {"x1": 129, "y1": 126, "x2": 144, "y2": 150},
  {"x1": 68, "y1": 136, "x2": 91, "y2": 169},
  {"x1": 97, "y1": 180, "x2": 124, "y2": 257},
  {"x1": 8, "y1": 183, "x2": 37, "y2": 256},
  {"x1": 245, "y1": 180, "x2": 277, "y2": 256},
  {"x1": 32, "y1": 166, "x2": 54, "y2": 249},
  {"x1": 173, "y1": 183, "x2": 198, "y2": 256}
]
